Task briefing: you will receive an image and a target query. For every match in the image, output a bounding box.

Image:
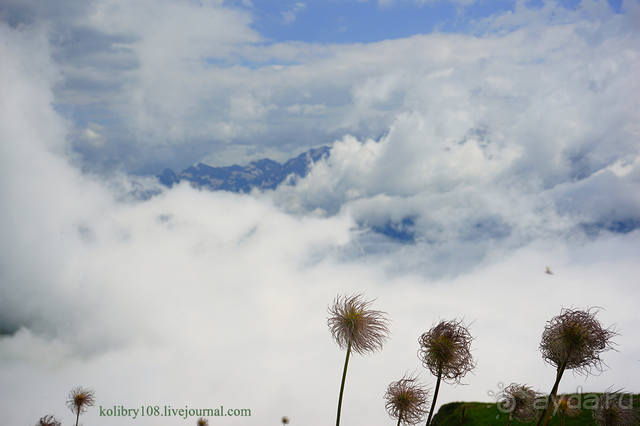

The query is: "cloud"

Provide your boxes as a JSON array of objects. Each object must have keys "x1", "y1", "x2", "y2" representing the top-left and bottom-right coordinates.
[
  {"x1": 1, "y1": 2, "x2": 640, "y2": 425},
  {"x1": 264, "y1": 7, "x2": 640, "y2": 274},
  {"x1": 286, "y1": 103, "x2": 326, "y2": 115},
  {"x1": 2, "y1": 0, "x2": 263, "y2": 171},
  {"x1": 282, "y1": 2, "x2": 306, "y2": 24},
  {"x1": 79, "y1": 123, "x2": 107, "y2": 148},
  {"x1": 3, "y1": 0, "x2": 636, "y2": 176},
  {"x1": 378, "y1": 0, "x2": 475, "y2": 7}
]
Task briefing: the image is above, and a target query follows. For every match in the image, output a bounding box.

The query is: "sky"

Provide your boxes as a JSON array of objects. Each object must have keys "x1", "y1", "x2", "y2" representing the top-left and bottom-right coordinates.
[{"x1": 1, "y1": 0, "x2": 640, "y2": 425}]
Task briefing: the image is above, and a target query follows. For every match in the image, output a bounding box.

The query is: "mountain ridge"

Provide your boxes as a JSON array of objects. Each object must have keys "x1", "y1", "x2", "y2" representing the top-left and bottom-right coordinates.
[{"x1": 158, "y1": 146, "x2": 330, "y2": 192}]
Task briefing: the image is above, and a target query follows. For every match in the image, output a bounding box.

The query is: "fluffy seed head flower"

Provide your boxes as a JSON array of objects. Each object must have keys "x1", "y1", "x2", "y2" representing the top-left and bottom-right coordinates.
[
  {"x1": 327, "y1": 293, "x2": 390, "y2": 355},
  {"x1": 593, "y1": 390, "x2": 638, "y2": 426},
  {"x1": 66, "y1": 386, "x2": 95, "y2": 415},
  {"x1": 36, "y1": 415, "x2": 61, "y2": 426},
  {"x1": 499, "y1": 383, "x2": 539, "y2": 422},
  {"x1": 553, "y1": 395, "x2": 581, "y2": 418},
  {"x1": 540, "y1": 307, "x2": 616, "y2": 374},
  {"x1": 281, "y1": 416, "x2": 290, "y2": 424},
  {"x1": 384, "y1": 374, "x2": 430, "y2": 425},
  {"x1": 197, "y1": 418, "x2": 209, "y2": 426},
  {"x1": 418, "y1": 319, "x2": 475, "y2": 383}
]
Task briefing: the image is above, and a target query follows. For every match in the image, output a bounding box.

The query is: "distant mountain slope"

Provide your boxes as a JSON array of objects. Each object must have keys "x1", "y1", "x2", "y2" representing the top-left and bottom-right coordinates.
[{"x1": 158, "y1": 146, "x2": 330, "y2": 192}]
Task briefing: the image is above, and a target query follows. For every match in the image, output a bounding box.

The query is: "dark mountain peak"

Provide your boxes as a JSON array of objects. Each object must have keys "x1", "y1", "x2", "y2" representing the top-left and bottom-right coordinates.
[
  {"x1": 158, "y1": 146, "x2": 330, "y2": 192},
  {"x1": 285, "y1": 146, "x2": 330, "y2": 164},
  {"x1": 249, "y1": 158, "x2": 280, "y2": 168},
  {"x1": 282, "y1": 145, "x2": 330, "y2": 176},
  {"x1": 158, "y1": 168, "x2": 179, "y2": 187}
]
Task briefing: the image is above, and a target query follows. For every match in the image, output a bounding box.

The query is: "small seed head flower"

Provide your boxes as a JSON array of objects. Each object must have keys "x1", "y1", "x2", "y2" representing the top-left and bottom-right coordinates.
[
  {"x1": 328, "y1": 293, "x2": 390, "y2": 355},
  {"x1": 418, "y1": 319, "x2": 475, "y2": 383},
  {"x1": 197, "y1": 418, "x2": 209, "y2": 426},
  {"x1": 66, "y1": 386, "x2": 95, "y2": 415},
  {"x1": 499, "y1": 383, "x2": 539, "y2": 422},
  {"x1": 540, "y1": 307, "x2": 616, "y2": 374},
  {"x1": 36, "y1": 415, "x2": 61, "y2": 426},
  {"x1": 384, "y1": 374, "x2": 430, "y2": 425},
  {"x1": 593, "y1": 390, "x2": 638, "y2": 426},
  {"x1": 281, "y1": 416, "x2": 290, "y2": 424}
]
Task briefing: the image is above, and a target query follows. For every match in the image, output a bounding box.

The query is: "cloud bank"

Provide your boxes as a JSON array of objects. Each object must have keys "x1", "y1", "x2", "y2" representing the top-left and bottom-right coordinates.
[
  {"x1": 3, "y1": 0, "x2": 638, "y2": 173},
  {"x1": 1, "y1": 1, "x2": 640, "y2": 425}
]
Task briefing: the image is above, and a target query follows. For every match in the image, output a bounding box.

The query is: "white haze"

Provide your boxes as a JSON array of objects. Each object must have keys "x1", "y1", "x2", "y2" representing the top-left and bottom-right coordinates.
[{"x1": 1, "y1": 2, "x2": 640, "y2": 426}]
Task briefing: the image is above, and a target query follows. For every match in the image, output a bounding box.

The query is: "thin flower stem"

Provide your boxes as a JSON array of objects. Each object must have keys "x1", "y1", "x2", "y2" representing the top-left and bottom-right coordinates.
[
  {"x1": 75, "y1": 410, "x2": 80, "y2": 426},
  {"x1": 397, "y1": 413, "x2": 402, "y2": 426},
  {"x1": 537, "y1": 362, "x2": 567, "y2": 426},
  {"x1": 336, "y1": 340, "x2": 352, "y2": 426},
  {"x1": 425, "y1": 368, "x2": 442, "y2": 426}
]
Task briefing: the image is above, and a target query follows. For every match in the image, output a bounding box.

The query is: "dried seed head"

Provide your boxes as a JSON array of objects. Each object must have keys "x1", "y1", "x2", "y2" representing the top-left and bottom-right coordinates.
[
  {"x1": 197, "y1": 418, "x2": 209, "y2": 426},
  {"x1": 540, "y1": 308, "x2": 616, "y2": 374},
  {"x1": 384, "y1": 374, "x2": 430, "y2": 425},
  {"x1": 66, "y1": 386, "x2": 95, "y2": 415},
  {"x1": 553, "y1": 395, "x2": 581, "y2": 418},
  {"x1": 327, "y1": 293, "x2": 390, "y2": 355},
  {"x1": 593, "y1": 390, "x2": 638, "y2": 426},
  {"x1": 281, "y1": 416, "x2": 290, "y2": 424},
  {"x1": 36, "y1": 415, "x2": 61, "y2": 426},
  {"x1": 418, "y1": 319, "x2": 475, "y2": 383},
  {"x1": 499, "y1": 383, "x2": 539, "y2": 422}
]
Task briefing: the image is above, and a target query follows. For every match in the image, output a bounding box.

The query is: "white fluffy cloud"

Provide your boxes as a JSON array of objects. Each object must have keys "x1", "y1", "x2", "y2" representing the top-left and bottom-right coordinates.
[
  {"x1": 1, "y1": 2, "x2": 640, "y2": 426},
  {"x1": 267, "y1": 15, "x2": 640, "y2": 274},
  {"x1": 5, "y1": 0, "x2": 638, "y2": 174}
]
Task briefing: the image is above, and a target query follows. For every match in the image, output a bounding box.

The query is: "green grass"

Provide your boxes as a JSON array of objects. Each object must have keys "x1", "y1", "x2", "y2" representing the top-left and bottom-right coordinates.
[{"x1": 430, "y1": 393, "x2": 640, "y2": 425}]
